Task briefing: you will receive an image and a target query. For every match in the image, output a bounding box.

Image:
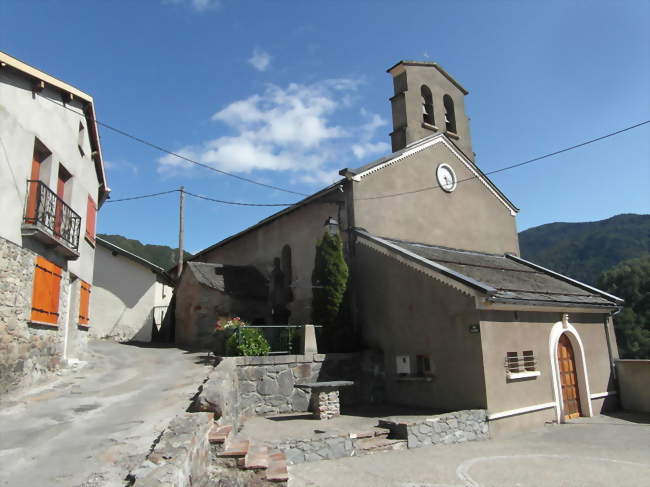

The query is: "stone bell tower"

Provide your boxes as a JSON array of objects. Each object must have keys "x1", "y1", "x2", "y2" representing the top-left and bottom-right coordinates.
[{"x1": 387, "y1": 60, "x2": 474, "y2": 161}]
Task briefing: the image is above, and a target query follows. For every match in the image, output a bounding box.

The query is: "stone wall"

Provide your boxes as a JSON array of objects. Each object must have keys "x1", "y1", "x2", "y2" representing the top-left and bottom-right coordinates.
[
  {"x1": 129, "y1": 412, "x2": 214, "y2": 487},
  {"x1": 193, "y1": 351, "x2": 386, "y2": 428},
  {"x1": 379, "y1": 409, "x2": 488, "y2": 448},
  {"x1": 0, "y1": 237, "x2": 69, "y2": 394}
]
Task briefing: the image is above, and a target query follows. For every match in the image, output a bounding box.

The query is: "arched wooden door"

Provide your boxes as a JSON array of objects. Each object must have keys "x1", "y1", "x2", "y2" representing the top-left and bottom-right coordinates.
[{"x1": 557, "y1": 334, "x2": 582, "y2": 419}]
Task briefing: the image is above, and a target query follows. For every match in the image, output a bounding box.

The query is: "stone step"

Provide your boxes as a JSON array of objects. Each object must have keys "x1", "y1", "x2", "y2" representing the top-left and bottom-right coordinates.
[
  {"x1": 209, "y1": 424, "x2": 233, "y2": 444},
  {"x1": 356, "y1": 437, "x2": 407, "y2": 453},
  {"x1": 266, "y1": 450, "x2": 289, "y2": 483},
  {"x1": 244, "y1": 444, "x2": 269, "y2": 470},
  {"x1": 218, "y1": 439, "x2": 250, "y2": 457}
]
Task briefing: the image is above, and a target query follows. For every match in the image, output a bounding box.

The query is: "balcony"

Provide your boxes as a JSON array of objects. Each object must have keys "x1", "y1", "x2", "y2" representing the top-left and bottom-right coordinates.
[{"x1": 22, "y1": 180, "x2": 81, "y2": 259}]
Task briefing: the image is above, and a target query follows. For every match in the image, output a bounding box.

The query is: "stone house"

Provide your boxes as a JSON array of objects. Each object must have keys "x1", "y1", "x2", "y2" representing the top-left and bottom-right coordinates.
[
  {"x1": 175, "y1": 262, "x2": 269, "y2": 348},
  {"x1": 0, "y1": 51, "x2": 108, "y2": 395},
  {"x1": 179, "y1": 60, "x2": 622, "y2": 434},
  {"x1": 89, "y1": 237, "x2": 173, "y2": 343}
]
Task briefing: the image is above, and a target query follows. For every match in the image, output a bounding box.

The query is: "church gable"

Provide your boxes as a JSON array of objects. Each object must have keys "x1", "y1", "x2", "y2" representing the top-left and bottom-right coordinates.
[{"x1": 350, "y1": 135, "x2": 520, "y2": 255}]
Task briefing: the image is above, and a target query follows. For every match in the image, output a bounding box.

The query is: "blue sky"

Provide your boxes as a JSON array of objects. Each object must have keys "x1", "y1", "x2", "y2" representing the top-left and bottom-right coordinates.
[{"x1": 2, "y1": 0, "x2": 649, "y2": 253}]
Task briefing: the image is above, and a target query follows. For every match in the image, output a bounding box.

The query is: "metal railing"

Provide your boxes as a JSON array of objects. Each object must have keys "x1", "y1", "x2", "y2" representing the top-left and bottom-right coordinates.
[
  {"x1": 24, "y1": 180, "x2": 81, "y2": 250},
  {"x1": 236, "y1": 325, "x2": 323, "y2": 355}
]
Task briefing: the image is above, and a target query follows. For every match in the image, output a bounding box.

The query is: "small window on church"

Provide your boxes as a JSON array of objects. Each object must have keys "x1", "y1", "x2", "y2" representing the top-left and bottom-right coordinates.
[
  {"x1": 443, "y1": 94, "x2": 457, "y2": 134},
  {"x1": 421, "y1": 85, "x2": 434, "y2": 126},
  {"x1": 523, "y1": 350, "x2": 536, "y2": 371},
  {"x1": 506, "y1": 352, "x2": 520, "y2": 373}
]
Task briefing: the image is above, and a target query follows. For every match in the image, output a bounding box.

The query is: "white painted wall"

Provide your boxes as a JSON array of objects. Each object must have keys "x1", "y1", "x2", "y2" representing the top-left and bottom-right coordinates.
[
  {"x1": 0, "y1": 67, "x2": 100, "y2": 283},
  {"x1": 90, "y1": 244, "x2": 172, "y2": 342}
]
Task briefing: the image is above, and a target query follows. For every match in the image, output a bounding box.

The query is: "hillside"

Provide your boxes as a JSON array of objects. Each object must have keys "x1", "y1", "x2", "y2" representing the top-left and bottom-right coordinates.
[
  {"x1": 518, "y1": 214, "x2": 650, "y2": 286},
  {"x1": 98, "y1": 234, "x2": 192, "y2": 271}
]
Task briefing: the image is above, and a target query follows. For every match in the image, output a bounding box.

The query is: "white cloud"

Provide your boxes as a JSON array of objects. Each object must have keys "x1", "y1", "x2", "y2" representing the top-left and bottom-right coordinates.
[
  {"x1": 248, "y1": 48, "x2": 271, "y2": 72},
  {"x1": 163, "y1": 0, "x2": 220, "y2": 12},
  {"x1": 158, "y1": 78, "x2": 390, "y2": 186}
]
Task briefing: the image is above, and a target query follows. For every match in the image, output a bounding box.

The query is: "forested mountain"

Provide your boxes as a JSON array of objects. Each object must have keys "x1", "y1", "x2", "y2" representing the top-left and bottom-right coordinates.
[
  {"x1": 98, "y1": 233, "x2": 192, "y2": 271},
  {"x1": 519, "y1": 214, "x2": 650, "y2": 286}
]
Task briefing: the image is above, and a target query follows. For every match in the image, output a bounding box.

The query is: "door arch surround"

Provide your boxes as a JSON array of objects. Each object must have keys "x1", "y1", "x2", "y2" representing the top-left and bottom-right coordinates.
[{"x1": 548, "y1": 320, "x2": 593, "y2": 423}]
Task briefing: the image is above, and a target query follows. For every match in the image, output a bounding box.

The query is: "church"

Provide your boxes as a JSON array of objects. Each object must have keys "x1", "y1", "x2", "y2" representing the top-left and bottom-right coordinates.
[{"x1": 177, "y1": 61, "x2": 622, "y2": 435}]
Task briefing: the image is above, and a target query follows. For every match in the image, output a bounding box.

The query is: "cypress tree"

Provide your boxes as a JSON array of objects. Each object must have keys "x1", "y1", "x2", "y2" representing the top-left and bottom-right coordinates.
[{"x1": 311, "y1": 232, "x2": 349, "y2": 328}]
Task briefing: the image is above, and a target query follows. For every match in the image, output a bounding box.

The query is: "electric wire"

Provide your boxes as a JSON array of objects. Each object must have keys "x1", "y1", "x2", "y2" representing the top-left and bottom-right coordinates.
[
  {"x1": 105, "y1": 188, "x2": 295, "y2": 207},
  {"x1": 25, "y1": 85, "x2": 309, "y2": 197},
  {"x1": 356, "y1": 120, "x2": 649, "y2": 201}
]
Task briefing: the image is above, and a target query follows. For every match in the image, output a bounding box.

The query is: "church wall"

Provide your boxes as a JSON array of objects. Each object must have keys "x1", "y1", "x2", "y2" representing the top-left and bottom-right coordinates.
[
  {"x1": 194, "y1": 194, "x2": 344, "y2": 325},
  {"x1": 352, "y1": 141, "x2": 520, "y2": 255},
  {"x1": 480, "y1": 310, "x2": 616, "y2": 435},
  {"x1": 352, "y1": 241, "x2": 487, "y2": 411}
]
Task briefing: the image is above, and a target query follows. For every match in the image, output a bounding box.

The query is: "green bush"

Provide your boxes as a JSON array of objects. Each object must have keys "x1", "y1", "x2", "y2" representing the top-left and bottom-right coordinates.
[{"x1": 226, "y1": 327, "x2": 271, "y2": 356}]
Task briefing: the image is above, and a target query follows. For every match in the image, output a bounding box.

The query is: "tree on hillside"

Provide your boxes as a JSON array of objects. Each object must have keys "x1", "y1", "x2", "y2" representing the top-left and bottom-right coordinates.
[{"x1": 597, "y1": 256, "x2": 650, "y2": 359}]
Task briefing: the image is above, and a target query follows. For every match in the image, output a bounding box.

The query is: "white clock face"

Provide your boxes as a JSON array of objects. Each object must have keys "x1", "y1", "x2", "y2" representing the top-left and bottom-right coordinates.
[{"x1": 436, "y1": 163, "x2": 457, "y2": 192}]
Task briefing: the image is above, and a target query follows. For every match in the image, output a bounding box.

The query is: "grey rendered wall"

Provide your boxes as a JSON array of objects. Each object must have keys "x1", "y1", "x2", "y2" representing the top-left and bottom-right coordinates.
[
  {"x1": 616, "y1": 360, "x2": 650, "y2": 413},
  {"x1": 480, "y1": 311, "x2": 616, "y2": 434},
  {"x1": 353, "y1": 241, "x2": 487, "y2": 411},
  {"x1": 352, "y1": 141, "x2": 519, "y2": 255},
  {"x1": 90, "y1": 244, "x2": 159, "y2": 342},
  {"x1": 196, "y1": 195, "x2": 344, "y2": 324}
]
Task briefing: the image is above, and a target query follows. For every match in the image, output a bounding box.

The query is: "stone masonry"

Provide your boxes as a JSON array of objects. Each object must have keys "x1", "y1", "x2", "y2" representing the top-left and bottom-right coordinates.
[
  {"x1": 0, "y1": 237, "x2": 83, "y2": 395},
  {"x1": 310, "y1": 390, "x2": 340, "y2": 420}
]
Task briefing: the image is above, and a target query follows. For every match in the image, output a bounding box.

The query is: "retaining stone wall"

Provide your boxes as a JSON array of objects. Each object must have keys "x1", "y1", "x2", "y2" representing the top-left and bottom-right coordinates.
[
  {"x1": 380, "y1": 409, "x2": 488, "y2": 448},
  {"x1": 270, "y1": 433, "x2": 356, "y2": 464},
  {"x1": 194, "y1": 351, "x2": 386, "y2": 427},
  {"x1": 129, "y1": 412, "x2": 213, "y2": 487},
  {"x1": 0, "y1": 237, "x2": 75, "y2": 395}
]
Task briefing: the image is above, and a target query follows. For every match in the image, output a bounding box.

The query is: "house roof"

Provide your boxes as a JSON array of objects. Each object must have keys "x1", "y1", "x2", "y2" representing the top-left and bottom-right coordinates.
[
  {"x1": 355, "y1": 230, "x2": 623, "y2": 309},
  {"x1": 0, "y1": 51, "x2": 109, "y2": 205},
  {"x1": 96, "y1": 237, "x2": 173, "y2": 285}
]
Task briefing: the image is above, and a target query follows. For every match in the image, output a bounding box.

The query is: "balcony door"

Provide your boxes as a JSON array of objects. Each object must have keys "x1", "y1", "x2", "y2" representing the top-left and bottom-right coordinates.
[
  {"x1": 54, "y1": 165, "x2": 71, "y2": 237},
  {"x1": 25, "y1": 146, "x2": 48, "y2": 224}
]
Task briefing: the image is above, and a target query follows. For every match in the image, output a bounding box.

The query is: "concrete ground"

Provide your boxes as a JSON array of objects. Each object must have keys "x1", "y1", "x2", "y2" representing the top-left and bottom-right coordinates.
[
  {"x1": 288, "y1": 412, "x2": 650, "y2": 487},
  {"x1": 0, "y1": 339, "x2": 212, "y2": 487}
]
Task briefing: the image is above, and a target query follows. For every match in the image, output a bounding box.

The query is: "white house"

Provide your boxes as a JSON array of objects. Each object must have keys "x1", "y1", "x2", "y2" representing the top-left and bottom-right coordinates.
[
  {"x1": 90, "y1": 237, "x2": 173, "y2": 343},
  {"x1": 0, "y1": 51, "x2": 109, "y2": 395}
]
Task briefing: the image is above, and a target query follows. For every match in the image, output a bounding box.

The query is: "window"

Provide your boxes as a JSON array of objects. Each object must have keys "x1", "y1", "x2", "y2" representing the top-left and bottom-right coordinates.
[
  {"x1": 420, "y1": 85, "x2": 434, "y2": 126},
  {"x1": 77, "y1": 122, "x2": 86, "y2": 157},
  {"x1": 25, "y1": 141, "x2": 51, "y2": 224},
  {"x1": 505, "y1": 350, "x2": 540, "y2": 379},
  {"x1": 30, "y1": 256, "x2": 62, "y2": 325},
  {"x1": 85, "y1": 195, "x2": 97, "y2": 242},
  {"x1": 78, "y1": 281, "x2": 91, "y2": 326},
  {"x1": 443, "y1": 94, "x2": 457, "y2": 133}
]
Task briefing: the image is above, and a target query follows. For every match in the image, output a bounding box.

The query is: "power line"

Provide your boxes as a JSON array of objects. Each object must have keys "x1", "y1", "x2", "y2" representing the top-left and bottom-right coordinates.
[
  {"x1": 27, "y1": 86, "x2": 309, "y2": 197},
  {"x1": 184, "y1": 190, "x2": 295, "y2": 207},
  {"x1": 105, "y1": 188, "x2": 295, "y2": 207},
  {"x1": 356, "y1": 120, "x2": 650, "y2": 201},
  {"x1": 104, "y1": 189, "x2": 179, "y2": 203}
]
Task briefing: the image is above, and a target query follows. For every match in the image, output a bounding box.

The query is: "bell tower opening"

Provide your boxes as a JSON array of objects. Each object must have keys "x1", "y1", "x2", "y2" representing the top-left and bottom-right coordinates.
[{"x1": 387, "y1": 60, "x2": 474, "y2": 161}]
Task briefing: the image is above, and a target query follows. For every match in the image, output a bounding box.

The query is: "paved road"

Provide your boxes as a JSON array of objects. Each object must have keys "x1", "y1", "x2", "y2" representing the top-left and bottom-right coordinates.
[
  {"x1": 0, "y1": 340, "x2": 212, "y2": 487},
  {"x1": 289, "y1": 413, "x2": 650, "y2": 487}
]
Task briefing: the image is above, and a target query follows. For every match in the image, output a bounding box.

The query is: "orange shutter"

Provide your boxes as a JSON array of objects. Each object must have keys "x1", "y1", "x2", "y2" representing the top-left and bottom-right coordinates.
[
  {"x1": 30, "y1": 256, "x2": 62, "y2": 325},
  {"x1": 78, "y1": 281, "x2": 91, "y2": 326},
  {"x1": 85, "y1": 195, "x2": 97, "y2": 242}
]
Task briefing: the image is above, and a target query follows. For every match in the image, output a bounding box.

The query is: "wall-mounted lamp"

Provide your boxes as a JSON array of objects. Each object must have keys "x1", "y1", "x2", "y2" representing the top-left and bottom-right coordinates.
[{"x1": 324, "y1": 216, "x2": 339, "y2": 235}]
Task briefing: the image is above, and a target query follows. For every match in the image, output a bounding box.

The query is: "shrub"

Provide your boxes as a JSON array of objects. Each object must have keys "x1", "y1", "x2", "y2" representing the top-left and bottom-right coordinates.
[{"x1": 226, "y1": 327, "x2": 271, "y2": 356}]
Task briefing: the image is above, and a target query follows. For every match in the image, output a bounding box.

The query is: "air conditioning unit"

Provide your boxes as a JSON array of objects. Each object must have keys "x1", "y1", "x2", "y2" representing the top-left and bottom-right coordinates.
[{"x1": 396, "y1": 355, "x2": 410, "y2": 376}]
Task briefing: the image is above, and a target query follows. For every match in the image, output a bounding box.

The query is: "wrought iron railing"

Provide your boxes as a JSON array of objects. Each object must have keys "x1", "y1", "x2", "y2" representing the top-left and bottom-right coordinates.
[{"x1": 24, "y1": 180, "x2": 81, "y2": 250}]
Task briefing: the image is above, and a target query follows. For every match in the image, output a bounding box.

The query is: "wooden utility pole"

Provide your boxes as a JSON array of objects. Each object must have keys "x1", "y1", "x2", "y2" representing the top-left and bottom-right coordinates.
[{"x1": 177, "y1": 186, "x2": 185, "y2": 281}]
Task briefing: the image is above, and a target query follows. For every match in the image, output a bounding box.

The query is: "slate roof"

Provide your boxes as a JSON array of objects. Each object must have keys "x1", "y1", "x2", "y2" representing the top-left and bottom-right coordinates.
[
  {"x1": 356, "y1": 231, "x2": 622, "y2": 309},
  {"x1": 186, "y1": 262, "x2": 268, "y2": 300}
]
